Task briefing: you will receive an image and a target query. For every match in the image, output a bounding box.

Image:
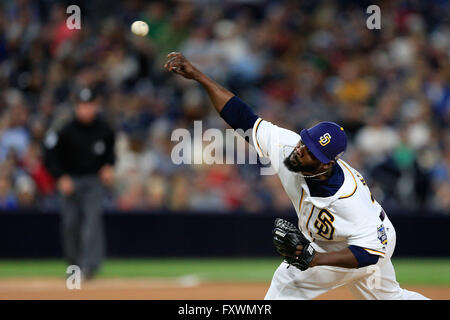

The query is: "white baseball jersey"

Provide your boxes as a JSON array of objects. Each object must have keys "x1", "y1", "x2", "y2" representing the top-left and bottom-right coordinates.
[
  {"x1": 252, "y1": 118, "x2": 387, "y2": 257},
  {"x1": 252, "y1": 118, "x2": 429, "y2": 300}
]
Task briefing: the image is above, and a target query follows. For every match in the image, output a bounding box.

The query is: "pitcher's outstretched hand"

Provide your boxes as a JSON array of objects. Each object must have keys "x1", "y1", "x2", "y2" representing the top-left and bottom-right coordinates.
[{"x1": 164, "y1": 52, "x2": 200, "y2": 80}]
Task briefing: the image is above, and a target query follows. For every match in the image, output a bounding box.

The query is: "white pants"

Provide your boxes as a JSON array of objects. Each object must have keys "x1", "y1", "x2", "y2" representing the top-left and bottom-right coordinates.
[{"x1": 265, "y1": 217, "x2": 429, "y2": 300}]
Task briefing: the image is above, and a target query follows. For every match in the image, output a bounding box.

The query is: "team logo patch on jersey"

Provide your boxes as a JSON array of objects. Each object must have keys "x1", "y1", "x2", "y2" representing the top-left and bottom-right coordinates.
[
  {"x1": 377, "y1": 225, "x2": 388, "y2": 245},
  {"x1": 314, "y1": 209, "x2": 335, "y2": 240},
  {"x1": 318, "y1": 133, "x2": 331, "y2": 146}
]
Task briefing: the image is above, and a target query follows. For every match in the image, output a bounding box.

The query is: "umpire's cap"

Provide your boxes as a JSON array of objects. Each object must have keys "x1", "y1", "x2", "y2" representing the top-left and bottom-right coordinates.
[{"x1": 300, "y1": 122, "x2": 347, "y2": 164}]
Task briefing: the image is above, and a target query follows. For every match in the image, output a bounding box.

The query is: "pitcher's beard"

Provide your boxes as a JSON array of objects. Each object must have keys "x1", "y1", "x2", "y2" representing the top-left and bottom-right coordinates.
[{"x1": 283, "y1": 150, "x2": 317, "y2": 173}]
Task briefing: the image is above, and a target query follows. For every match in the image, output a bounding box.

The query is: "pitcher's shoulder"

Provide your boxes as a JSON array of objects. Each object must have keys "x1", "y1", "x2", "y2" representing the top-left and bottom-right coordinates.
[{"x1": 334, "y1": 160, "x2": 359, "y2": 200}]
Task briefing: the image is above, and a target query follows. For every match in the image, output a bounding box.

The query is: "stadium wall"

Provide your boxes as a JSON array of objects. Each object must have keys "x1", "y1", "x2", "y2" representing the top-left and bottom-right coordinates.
[{"x1": 0, "y1": 210, "x2": 448, "y2": 258}]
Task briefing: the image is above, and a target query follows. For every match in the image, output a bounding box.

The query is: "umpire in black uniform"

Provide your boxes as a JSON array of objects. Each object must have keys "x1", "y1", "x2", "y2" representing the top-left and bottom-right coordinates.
[{"x1": 44, "y1": 86, "x2": 116, "y2": 280}]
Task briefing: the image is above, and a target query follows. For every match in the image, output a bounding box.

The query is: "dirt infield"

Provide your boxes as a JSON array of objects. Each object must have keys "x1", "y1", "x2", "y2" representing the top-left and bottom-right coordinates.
[{"x1": 0, "y1": 278, "x2": 448, "y2": 299}]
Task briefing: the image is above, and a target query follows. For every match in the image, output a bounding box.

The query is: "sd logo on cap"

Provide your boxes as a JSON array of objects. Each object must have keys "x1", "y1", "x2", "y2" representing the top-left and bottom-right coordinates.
[{"x1": 300, "y1": 122, "x2": 347, "y2": 164}]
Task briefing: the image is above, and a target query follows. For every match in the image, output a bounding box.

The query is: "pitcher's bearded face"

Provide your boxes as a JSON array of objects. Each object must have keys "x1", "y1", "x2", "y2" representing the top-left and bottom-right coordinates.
[
  {"x1": 284, "y1": 149, "x2": 316, "y2": 172},
  {"x1": 283, "y1": 142, "x2": 321, "y2": 173}
]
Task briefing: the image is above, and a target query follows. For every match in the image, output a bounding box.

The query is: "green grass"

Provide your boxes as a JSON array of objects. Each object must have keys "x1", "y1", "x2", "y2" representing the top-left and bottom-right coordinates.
[
  {"x1": 0, "y1": 258, "x2": 279, "y2": 282},
  {"x1": 0, "y1": 258, "x2": 448, "y2": 285},
  {"x1": 391, "y1": 258, "x2": 450, "y2": 285}
]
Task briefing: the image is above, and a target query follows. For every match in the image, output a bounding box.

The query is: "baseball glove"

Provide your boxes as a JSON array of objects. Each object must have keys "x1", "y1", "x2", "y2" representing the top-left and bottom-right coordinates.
[{"x1": 272, "y1": 218, "x2": 316, "y2": 271}]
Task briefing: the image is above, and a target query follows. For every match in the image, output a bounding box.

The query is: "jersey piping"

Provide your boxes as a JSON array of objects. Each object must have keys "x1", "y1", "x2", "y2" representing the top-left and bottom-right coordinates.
[{"x1": 338, "y1": 161, "x2": 358, "y2": 199}]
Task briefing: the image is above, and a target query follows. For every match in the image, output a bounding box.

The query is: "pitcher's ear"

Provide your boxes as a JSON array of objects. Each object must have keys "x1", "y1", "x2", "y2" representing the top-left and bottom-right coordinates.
[{"x1": 322, "y1": 160, "x2": 335, "y2": 170}]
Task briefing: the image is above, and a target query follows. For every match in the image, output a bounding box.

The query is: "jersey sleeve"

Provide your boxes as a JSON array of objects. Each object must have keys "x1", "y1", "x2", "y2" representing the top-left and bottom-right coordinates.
[
  {"x1": 345, "y1": 210, "x2": 387, "y2": 258},
  {"x1": 348, "y1": 232, "x2": 386, "y2": 258},
  {"x1": 348, "y1": 245, "x2": 380, "y2": 267},
  {"x1": 252, "y1": 118, "x2": 301, "y2": 172}
]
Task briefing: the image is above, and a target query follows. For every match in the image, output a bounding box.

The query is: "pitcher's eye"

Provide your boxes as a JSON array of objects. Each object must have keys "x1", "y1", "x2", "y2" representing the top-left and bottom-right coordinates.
[{"x1": 305, "y1": 148, "x2": 317, "y2": 160}]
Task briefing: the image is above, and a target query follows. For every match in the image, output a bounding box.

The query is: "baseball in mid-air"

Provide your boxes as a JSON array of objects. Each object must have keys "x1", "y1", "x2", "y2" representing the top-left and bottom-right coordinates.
[{"x1": 131, "y1": 21, "x2": 149, "y2": 36}]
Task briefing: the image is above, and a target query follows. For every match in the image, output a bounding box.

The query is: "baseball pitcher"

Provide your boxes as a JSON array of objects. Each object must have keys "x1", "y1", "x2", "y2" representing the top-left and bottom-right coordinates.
[{"x1": 164, "y1": 52, "x2": 429, "y2": 300}]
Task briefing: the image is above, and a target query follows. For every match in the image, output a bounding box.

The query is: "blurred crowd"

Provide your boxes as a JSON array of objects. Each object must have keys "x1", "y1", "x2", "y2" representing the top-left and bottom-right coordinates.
[{"x1": 0, "y1": 0, "x2": 448, "y2": 214}]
